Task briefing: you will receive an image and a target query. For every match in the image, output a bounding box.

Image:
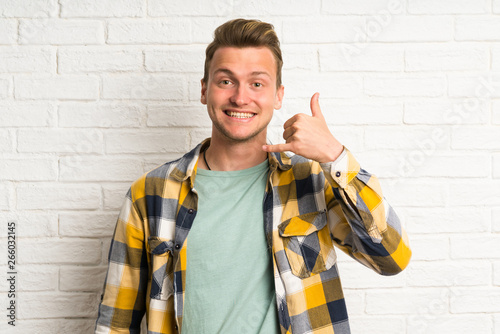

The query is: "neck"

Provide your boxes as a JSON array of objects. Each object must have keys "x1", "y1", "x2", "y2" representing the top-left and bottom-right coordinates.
[{"x1": 203, "y1": 133, "x2": 268, "y2": 171}]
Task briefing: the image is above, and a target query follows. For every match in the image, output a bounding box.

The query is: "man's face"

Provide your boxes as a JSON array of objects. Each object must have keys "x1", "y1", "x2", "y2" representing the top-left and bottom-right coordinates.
[{"x1": 201, "y1": 46, "x2": 284, "y2": 144}]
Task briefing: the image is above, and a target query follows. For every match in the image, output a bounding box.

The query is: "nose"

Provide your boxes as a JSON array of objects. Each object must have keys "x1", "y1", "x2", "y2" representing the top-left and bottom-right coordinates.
[{"x1": 230, "y1": 85, "x2": 250, "y2": 106}]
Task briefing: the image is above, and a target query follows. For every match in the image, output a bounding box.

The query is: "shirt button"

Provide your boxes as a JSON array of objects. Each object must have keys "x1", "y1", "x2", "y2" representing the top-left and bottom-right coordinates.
[
  {"x1": 188, "y1": 208, "x2": 194, "y2": 214},
  {"x1": 335, "y1": 171, "x2": 341, "y2": 177},
  {"x1": 175, "y1": 244, "x2": 181, "y2": 250}
]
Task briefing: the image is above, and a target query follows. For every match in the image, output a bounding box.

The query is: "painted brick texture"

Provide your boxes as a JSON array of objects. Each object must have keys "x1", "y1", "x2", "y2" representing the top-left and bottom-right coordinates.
[{"x1": 1, "y1": 1, "x2": 498, "y2": 333}]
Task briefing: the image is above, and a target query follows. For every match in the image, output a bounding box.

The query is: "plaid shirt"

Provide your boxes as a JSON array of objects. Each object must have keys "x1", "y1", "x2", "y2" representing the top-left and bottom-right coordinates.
[{"x1": 95, "y1": 138, "x2": 411, "y2": 334}]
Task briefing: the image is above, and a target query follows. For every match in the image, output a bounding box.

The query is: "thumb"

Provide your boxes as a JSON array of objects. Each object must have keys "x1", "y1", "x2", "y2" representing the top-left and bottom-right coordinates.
[{"x1": 310, "y1": 92, "x2": 324, "y2": 119}]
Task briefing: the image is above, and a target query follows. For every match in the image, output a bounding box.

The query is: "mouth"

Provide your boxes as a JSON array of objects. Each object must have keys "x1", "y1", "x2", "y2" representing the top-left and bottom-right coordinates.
[{"x1": 224, "y1": 110, "x2": 256, "y2": 119}]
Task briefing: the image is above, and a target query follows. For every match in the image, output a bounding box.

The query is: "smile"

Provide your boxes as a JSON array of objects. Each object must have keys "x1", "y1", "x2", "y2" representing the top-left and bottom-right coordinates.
[{"x1": 224, "y1": 111, "x2": 256, "y2": 119}]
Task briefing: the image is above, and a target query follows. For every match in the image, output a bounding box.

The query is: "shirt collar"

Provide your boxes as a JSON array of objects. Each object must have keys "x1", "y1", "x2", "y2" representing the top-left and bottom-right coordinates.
[{"x1": 170, "y1": 138, "x2": 293, "y2": 183}]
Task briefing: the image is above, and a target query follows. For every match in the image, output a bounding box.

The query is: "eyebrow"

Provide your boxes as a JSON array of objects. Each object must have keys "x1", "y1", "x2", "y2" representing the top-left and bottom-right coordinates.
[{"x1": 213, "y1": 68, "x2": 272, "y2": 79}]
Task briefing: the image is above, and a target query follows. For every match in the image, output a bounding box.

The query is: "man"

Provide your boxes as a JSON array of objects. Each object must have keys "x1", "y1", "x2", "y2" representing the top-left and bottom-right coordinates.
[{"x1": 95, "y1": 19, "x2": 411, "y2": 334}]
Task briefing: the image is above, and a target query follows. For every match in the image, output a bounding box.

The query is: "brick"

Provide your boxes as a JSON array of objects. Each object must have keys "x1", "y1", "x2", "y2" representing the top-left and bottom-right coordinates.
[
  {"x1": 0, "y1": 157, "x2": 57, "y2": 181},
  {"x1": 403, "y1": 236, "x2": 448, "y2": 261},
  {"x1": 381, "y1": 179, "x2": 448, "y2": 207},
  {"x1": 451, "y1": 235, "x2": 500, "y2": 259},
  {"x1": 0, "y1": 19, "x2": 17, "y2": 44},
  {"x1": 0, "y1": 129, "x2": 14, "y2": 152},
  {"x1": 336, "y1": 261, "x2": 405, "y2": 289},
  {"x1": 349, "y1": 316, "x2": 405, "y2": 334},
  {"x1": 371, "y1": 16, "x2": 453, "y2": 42},
  {"x1": 102, "y1": 74, "x2": 186, "y2": 100},
  {"x1": 101, "y1": 237, "x2": 112, "y2": 265},
  {"x1": 364, "y1": 75, "x2": 445, "y2": 97},
  {"x1": 145, "y1": 46, "x2": 205, "y2": 73},
  {"x1": 233, "y1": 0, "x2": 318, "y2": 16},
  {"x1": 495, "y1": 262, "x2": 500, "y2": 286},
  {"x1": 190, "y1": 17, "x2": 234, "y2": 44},
  {"x1": 58, "y1": 102, "x2": 143, "y2": 128},
  {"x1": 16, "y1": 183, "x2": 101, "y2": 210},
  {"x1": 13, "y1": 319, "x2": 95, "y2": 334},
  {"x1": 452, "y1": 127, "x2": 500, "y2": 150},
  {"x1": 402, "y1": 207, "x2": 489, "y2": 234},
  {"x1": 341, "y1": 289, "x2": 365, "y2": 316},
  {"x1": 18, "y1": 292, "x2": 98, "y2": 318},
  {"x1": 103, "y1": 183, "x2": 129, "y2": 211},
  {"x1": 456, "y1": 16, "x2": 500, "y2": 41},
  {"x1": 18, "y1": 129, "x2": 103, "y2": 153},
  {"x1": 60, "y1": 156, "x2": 143, "y2": 182},
  {"x1": 19, "y1": 238, "x2": 102, "y2": 264},
  {"x1": 189, "y1": 128, "x2": 213, "y2": 148},
  {"x1": 143, "y1": 154, "x2": 185, "y2": 172},
  {"x1": 407, "y1": 260, "x2": 490, "y2": 287},
  {"x1": 282, "y1": 45, "x2": 318, "y2": 71},
  {"x1": 15, "y1": 75, "x2": 99, "y2": 100},
  {"x1": 494, "y1": 209, "x2": 500, "y2": 232},
  {"x1": 0, "y1": 183, "x2": 10, "y2": 210},
  {"x1": 322, "y1": 0, "x2": 406, "y2": 14},
  {"x1": 448, "y1": 73, "x2": 500, "y2": 98},
  {"x1": 408, "y1": 0, "x2": 489, "y2": 14},
  {"x1": 107, "y1": 19, "x2": 191, "y2": 44},
  {"x1": 319, "y1": 101, "x2": 402, "y2": 125},
  {"x1": 366, "y1": 288, "x2": 448, "y2": 314},
  {"x1": 0, "y1": 77, "x2": 10, "y2": 99},
  {"x1": 405, "y1": 44, "x2": 488, "y2": 71},
  {"x1": 493, "y1": 101, "x2": 500, "y2": 125},
  {"x1": 365, "y1": 126, "x2": 449, "y2": 150},
  {"x1": 147, "y1": 104, "x2": 211, "y2": 127},
  {"x1": 60, "y1": 0, "x2": 144, "y2": 17},
  {"x1": 319, "y1": 44, "x2": 403, "y2": 72},
  {"x1": 284, "y1": 73, "x2": 362, "y2": 98},
  {"x1": 283, "y1": 17, "x2": 367, "y2": 43},
  {"x1": 19, "y1": 19, "x2": 104, "y2": 44},
  {"x1": 60, "y1": 266, "x2": 107, "y2": 291},
  {"x1": 496, "y1": 0, "x2": 500, "y2": 13},
  {"x1": 405, "y1": 99, "x2": 489, "y2": 125},
  {"x1": 494, "y1": 154, "x2": 500, "y2": 179},
  {"x1": 149, "y1": 0, "x2": 231, "y2": 16},
  {"x1": 379, "y1": 150, "x2": 490, "y2": 179},
  {"x1": 451, "y1": 288, "x2": 500, "y2": 313},
  {"x1": 449, "y1": 180, "x2": 500, "y2": 206},
  {"x1": 0, "y1": 102, "x2": 55, "y2": 127},
  {"x1": 17, "y1": 265, "x2": 58, "y2": 291},
  {"x1": 105, "y1": 129, "x2": 189, "y2": 154},
  {"x1": 59, "y1": 212, "x2": 117, "y2": 237},
  {"x1": 0, "y1": 0, "x2": 58, "y2": 17},
  {"x1": 408, "y1": 315, "x2": 492, "y2": 334},
  {"x1": 0, "y1": 46, "x2": 53, "y2": 72},
  {"x1": 0, "y1": 212, "x2": 57, "y2": 237},
  {"x1": 58, "y1": 46, "x2": 143, "y2": 73}
]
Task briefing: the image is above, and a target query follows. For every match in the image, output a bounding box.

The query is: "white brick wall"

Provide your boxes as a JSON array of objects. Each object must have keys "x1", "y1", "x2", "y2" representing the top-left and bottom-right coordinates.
[{"x1": 1, "y1": 1, "x2": 499, "y2": 333}]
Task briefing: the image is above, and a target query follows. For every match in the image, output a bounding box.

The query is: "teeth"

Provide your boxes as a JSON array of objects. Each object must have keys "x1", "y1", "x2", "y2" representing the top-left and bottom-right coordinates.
[{"x1": 226, "y1": 111, "x2": 254, "y2": 118}]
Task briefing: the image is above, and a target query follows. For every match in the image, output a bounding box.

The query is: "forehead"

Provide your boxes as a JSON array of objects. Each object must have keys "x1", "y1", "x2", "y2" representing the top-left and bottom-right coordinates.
[{"x1": 209, "y1": 46, "x2": 277, "y2": 77}]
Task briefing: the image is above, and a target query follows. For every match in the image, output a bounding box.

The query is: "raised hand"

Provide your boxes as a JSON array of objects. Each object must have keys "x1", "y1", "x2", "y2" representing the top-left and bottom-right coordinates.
[{"x1": 262, "y1": 93, "x2": 343, "y2": 163}]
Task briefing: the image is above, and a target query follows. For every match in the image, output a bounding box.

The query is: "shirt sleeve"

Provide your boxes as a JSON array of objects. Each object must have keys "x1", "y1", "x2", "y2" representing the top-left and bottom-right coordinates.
[
  {"x1": 95, "y1": 188, "x2": 148, "y2": 333},
  {"x1": 321, "y1": 147, "x2": 411, "y2": 275}
]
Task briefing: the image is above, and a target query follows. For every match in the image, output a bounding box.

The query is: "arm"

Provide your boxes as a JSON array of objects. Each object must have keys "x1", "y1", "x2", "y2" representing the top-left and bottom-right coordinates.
[
  {"x1": 263, "y1": 93, "x2": 411, "y2": 275},
  {"x1": 95, "y1": 187, "x2": 148, "y2": 333},
  {"x1": 321, "y1": 148, "x2": 411, "y2": 275}
]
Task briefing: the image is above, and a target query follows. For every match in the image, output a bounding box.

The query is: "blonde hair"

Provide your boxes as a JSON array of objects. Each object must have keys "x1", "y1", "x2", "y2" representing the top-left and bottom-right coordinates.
[{"x1": 203, "y1": 18, "x2": 283, "y2": 88}]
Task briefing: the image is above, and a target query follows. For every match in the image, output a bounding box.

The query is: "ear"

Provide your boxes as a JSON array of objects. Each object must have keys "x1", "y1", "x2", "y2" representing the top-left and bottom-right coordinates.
[
  {"x1": 274, "y1": 85, "x2": 284, "y2": 110},
  {"x1": 200, "y1": 79, "x2": 207, "y2": 105}
]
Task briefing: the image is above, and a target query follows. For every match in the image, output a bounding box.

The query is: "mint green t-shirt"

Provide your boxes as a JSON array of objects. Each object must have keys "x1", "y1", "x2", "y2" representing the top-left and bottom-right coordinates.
[{"x1": 182, "y1": 159, "x2": 280, "y2": 334}]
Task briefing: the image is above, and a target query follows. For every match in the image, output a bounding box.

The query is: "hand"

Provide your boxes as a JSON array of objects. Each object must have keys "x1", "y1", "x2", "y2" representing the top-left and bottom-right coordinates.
[{"x1": 262, "y1": 93, "x2": 343, "y2": 163}]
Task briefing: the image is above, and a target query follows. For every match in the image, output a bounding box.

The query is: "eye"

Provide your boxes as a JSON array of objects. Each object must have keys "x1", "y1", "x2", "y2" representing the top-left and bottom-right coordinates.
[
  {"x1": 220, "y1": 80, "x2": 231, "y2": 85},
  {"x1": 253, "y1": 82, "x2": 262, "y2": 88}
]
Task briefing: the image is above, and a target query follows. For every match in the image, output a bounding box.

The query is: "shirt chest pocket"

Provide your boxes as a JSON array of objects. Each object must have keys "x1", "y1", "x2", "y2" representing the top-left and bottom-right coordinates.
[
  {"x1": 148, "y1": 236, "x2": 174, "y2": 301},
  {"x1": 278, "y1": 210, "x2": 337, "y2": 279}
]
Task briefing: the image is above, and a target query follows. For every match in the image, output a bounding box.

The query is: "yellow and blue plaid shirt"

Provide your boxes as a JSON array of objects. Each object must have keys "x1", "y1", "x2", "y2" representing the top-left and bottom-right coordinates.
[{"x1": 95, "y1": 138, "x2": 411, "y2": 334}]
